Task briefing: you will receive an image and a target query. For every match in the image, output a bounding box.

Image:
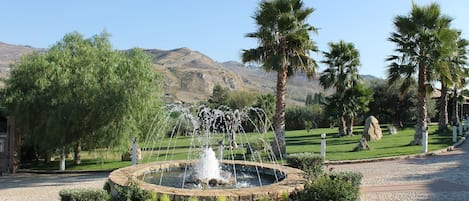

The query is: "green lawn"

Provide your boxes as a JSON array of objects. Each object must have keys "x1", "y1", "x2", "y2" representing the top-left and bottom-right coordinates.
[{"x1": 21, "y1": 125, "x2": 456, "y2": 171}]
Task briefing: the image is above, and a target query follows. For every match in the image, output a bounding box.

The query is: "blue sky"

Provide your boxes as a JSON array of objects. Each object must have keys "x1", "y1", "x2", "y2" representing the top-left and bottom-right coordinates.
[{"x1": 1, "y1": 0, "x2": 468, "y2": 78}]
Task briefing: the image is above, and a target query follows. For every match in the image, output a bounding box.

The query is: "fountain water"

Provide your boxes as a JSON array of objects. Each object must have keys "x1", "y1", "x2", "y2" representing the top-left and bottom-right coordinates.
[
  {"x1": 108, "y1": 105, "x2": 305, "y2": 200},
  {"x1": 193, "y1": 147, "x2": 226, "y2": 185}
]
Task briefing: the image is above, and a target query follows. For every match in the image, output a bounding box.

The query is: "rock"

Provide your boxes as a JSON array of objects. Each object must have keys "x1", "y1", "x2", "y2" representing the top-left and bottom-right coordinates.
[
  {"x1": 388, "y1": 125, "x2": 397, "y2": 135},
  {"x1": 354, "y1": 137, "x2": 370, "y2": 151},
  {"x1": 363, "y1": 116, "x2": 382, "y2": 141}
]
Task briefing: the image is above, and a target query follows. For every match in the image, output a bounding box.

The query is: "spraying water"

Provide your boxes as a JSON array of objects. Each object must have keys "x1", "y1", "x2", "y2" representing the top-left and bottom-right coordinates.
[
  {"x1": 141, "y1": 104, "x2": 284, "y2": 188},
  {"x1": 194, "y1": 147, "x2": 222, "y2": 182}
]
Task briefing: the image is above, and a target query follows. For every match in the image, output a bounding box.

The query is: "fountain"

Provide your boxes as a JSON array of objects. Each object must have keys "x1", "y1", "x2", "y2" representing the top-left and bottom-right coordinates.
[{"x1": 108, "y1": 105, "x2": 305, "y2": 201}]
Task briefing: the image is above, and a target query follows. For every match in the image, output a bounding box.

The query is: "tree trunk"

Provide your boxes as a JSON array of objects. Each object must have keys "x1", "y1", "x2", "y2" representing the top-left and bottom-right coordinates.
[
  {"x1": 438, "y1": 84, "x2": 449, "y2": 131},
  {"x1": 413, "y1": 63, "x2": 428, "y2": 145},
  {"x1": 44, "y1": 151, "x2": 51, "y2": 164},
  {"x1": 60, "y1": 146, "x2": 66, "y2": 171},
  {"x1": 452, "y1": 88, "x2": 460, "y2": 126},
  {"x1": 272, "y1": 68, "x2": 288, "y2": 158},
  {"x1": 74, "y1": 140, "x2": 81, "y2": 165},
  {"x1": 338, "y1": 116, "x2": 346, "y2": 136},
  {"x1": 346, "y1": 116, "x2": 354, "y2": 136}
]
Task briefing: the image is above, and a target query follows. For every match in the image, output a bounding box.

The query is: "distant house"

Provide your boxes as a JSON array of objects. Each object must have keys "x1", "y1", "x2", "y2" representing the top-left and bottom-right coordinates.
[{"x1": 430, "y1": 88, "x2": 469, "y2": 121}]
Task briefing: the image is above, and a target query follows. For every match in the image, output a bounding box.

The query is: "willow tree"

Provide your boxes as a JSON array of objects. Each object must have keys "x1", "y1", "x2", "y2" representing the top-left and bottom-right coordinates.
[
  {"x1": 242, "y1": 0, "x2": 318, "y2": 157},
  {"x1": 5, "y1": 32, "x2": 162, "y2": 169},
  {"x1": 387, "y1": 3, "x2": 452, "y2": 145}
]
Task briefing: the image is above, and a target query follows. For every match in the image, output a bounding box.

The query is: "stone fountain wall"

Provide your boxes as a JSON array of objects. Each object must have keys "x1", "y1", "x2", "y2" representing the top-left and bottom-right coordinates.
[{"x1": 108, "y1": 160, "x2": 306, "y2": 201}]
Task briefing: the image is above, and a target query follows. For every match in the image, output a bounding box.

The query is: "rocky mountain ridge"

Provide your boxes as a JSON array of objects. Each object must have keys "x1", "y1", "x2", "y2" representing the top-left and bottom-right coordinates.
[{"x1": 0, "y1": 42, "x2": 367, "y2": 104}]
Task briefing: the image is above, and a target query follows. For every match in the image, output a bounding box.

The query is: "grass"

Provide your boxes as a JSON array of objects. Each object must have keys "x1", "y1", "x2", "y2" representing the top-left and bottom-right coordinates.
[{"x1": 22, "y1": 124, "x2": 456, "y2": 171}]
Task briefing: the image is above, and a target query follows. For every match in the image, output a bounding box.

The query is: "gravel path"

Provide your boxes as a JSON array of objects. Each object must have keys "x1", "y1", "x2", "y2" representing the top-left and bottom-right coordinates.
[
  {"x1": 1, "y1": 141, "x2": 468, "y2": 201},
  {"x1": 0, "y1": 172, "x2": 108, "y2": 201},
  {"x1": 331, "y1": 140, "x2": 469, "y2": 201}
]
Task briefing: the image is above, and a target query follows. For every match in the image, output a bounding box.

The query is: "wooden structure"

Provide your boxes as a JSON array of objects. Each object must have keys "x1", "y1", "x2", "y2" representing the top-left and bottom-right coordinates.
[{"x1": 0, "y1": 117, "x2": 20, "y2": 174}]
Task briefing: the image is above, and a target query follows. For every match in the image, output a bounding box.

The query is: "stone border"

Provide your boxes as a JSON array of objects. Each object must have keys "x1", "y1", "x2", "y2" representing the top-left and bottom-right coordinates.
[
  {"x1": 325, "y1": 135, "x2": 468, "y2": 165},
  {"x1": 108, "y1": 160, "x2": 305, "y2": 201}
]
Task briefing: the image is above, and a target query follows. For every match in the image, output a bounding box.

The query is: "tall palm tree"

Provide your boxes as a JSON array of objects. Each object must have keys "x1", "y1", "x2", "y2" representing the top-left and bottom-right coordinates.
[
  {"x1": 450, "y1": 38, "x2": 469, "y2": 125},
  {"x1": 319, "y1": 40, "x2": 360, "y2": 136},
  {"x1": 387, "y1": 3, "x2": 452, "y2": 145},
  {"x1": 434, "y1": 30, "x2": 469, "y2": 131},
  {"x1": 242, "y1": 0, "x2": 318, "y2": 157}
]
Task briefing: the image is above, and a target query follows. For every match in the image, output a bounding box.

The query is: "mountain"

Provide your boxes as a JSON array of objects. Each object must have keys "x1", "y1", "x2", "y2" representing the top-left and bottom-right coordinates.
[
  {"x1": 0, "y1": 42, "x2": 338, "y2": 105},
  {"x1": 0, "y1": 42, "x2": 40, "y2": 75}
]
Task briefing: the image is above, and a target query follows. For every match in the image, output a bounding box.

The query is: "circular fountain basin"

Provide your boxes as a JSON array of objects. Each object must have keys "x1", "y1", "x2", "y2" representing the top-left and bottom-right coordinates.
[{"x1": 108, "y1": 160, "x2": 306, "y2": 201}]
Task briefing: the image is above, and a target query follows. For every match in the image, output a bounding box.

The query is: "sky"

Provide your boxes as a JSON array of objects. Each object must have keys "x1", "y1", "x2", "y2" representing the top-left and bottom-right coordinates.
[{"x1": 1, "y1": 0, "x2": 469, "y2": 78}]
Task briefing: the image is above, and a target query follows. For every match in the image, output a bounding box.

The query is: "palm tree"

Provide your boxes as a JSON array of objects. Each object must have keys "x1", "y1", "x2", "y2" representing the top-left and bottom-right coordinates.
[
  {"x1": 450, "y1": 38, "x2": 469, "y2": 125},
  {"x1": 319, "y1": 40, "x2": 360, "y2": 136},
  {"x1": 242, "y1": 0, "x2": 318, "y2": 157},
  {"x1": 434, "y1": 30, "x2": 469, "y2": 131},
  {"x1": 387, "y1": 3, "x2": 452, "y2": 145},
  {"x1": 342, "y1": 83, "x2": 372, "y2": 135}
]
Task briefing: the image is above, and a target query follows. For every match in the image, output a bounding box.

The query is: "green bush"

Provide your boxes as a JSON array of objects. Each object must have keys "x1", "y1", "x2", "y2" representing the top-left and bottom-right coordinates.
[
  {"x1": 299, "y1": 175, "x2": 360, "y2": 201},
  {"x1": 59, "y1": 188, "x2": 110, "y2": 201},
  {"x1": 286, "y1": 152, "x2": 323, "y2": 178},
  {"x1": 112, "y1": 181, "x2": 154, "y2": 201},
  {"x1": 159, "y1": 194, "x2": 170, "y2": 201},
  {"x1": 328, "y1": 171, "x2": 363, "y2": 188},
  {"x1": 103, "y1": 181, "x2": 111, "y2": 194},
  {"x1": 188, "y1": 197, "x2": 199, "y2": 201}
]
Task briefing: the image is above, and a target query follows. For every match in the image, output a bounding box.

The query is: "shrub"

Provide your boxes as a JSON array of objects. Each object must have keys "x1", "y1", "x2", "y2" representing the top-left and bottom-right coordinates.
[
  {"x1": 216, "y1": 196, "x2": 226, "y2": 201},
  {"x1": 188, "y1": 197, "x2": 199, "y2": 201},
  {"x1": 328, "y1": 171, "x2": 363, "y2": 188},
  {"x1": 281, "y1": 192, "x2": 289, "y2": 201},
  {"x1": 159, "y1": 194, "x2": 170, "y2": 201},
  {"x1": 59, "y1": 188, "x2": 109, "y2": 201},
  {"x1": 299, "y1": 175, "x2": 360, "y2": 201},
  {"x1": 112, "y1": 180, "x2": 154, "y2": 201},
  {"x1": 286, "y1": 152, "x2": 323, "y2": 178},
  {"x1": 103, "y1": 181, "x2": 111, "y2": 194}
]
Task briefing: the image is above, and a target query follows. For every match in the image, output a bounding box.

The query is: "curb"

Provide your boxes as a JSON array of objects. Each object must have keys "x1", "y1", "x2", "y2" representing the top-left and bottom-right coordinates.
[{"x1": 325, "y1": 134, "x2": 468, "y2": 165}]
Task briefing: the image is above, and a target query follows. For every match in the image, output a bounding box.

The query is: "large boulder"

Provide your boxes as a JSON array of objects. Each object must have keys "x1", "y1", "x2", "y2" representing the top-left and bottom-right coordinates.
[{"x1": 363, "y1": 116, "x2": 382, "y2": 141}]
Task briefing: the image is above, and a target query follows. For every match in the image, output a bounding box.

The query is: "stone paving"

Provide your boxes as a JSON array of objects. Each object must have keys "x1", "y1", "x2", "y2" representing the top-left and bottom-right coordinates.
[
  {"x1": 331, "y1": 140, "x2": 469, "y2": 201},
  {"x1": 0, "y1": 172, "x2": 108, "y2": 201}
]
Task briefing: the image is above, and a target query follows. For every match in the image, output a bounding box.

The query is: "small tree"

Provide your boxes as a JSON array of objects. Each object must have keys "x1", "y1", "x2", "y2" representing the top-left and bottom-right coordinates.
[
  {"x1": 253, "y1": 93, "x2": 275, "y2": 133},
  {"x1": 208, "y1": 84, "x2": 229, "y2": 108}
]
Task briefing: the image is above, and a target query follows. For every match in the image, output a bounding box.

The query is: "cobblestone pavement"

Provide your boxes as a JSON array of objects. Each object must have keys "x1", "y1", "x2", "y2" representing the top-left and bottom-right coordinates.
[
  {"x1": 0, "y1": 172, "x2": 108, "y2": 201},
  {"x1": 331, "y1": 141, "x2": 469, "y2": 201}
]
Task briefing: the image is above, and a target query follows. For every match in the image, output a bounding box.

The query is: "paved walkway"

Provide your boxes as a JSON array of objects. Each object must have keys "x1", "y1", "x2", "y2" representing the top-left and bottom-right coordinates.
[
  {"x1": 332, "y1": 140, "x2": 469, "y2": 201},
  {"x1": 0, "y1": 172, "x2": 108, "y2": 201},
  {"x1": 1, "y1": 141, "x2": 468, "y2": 201}
]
